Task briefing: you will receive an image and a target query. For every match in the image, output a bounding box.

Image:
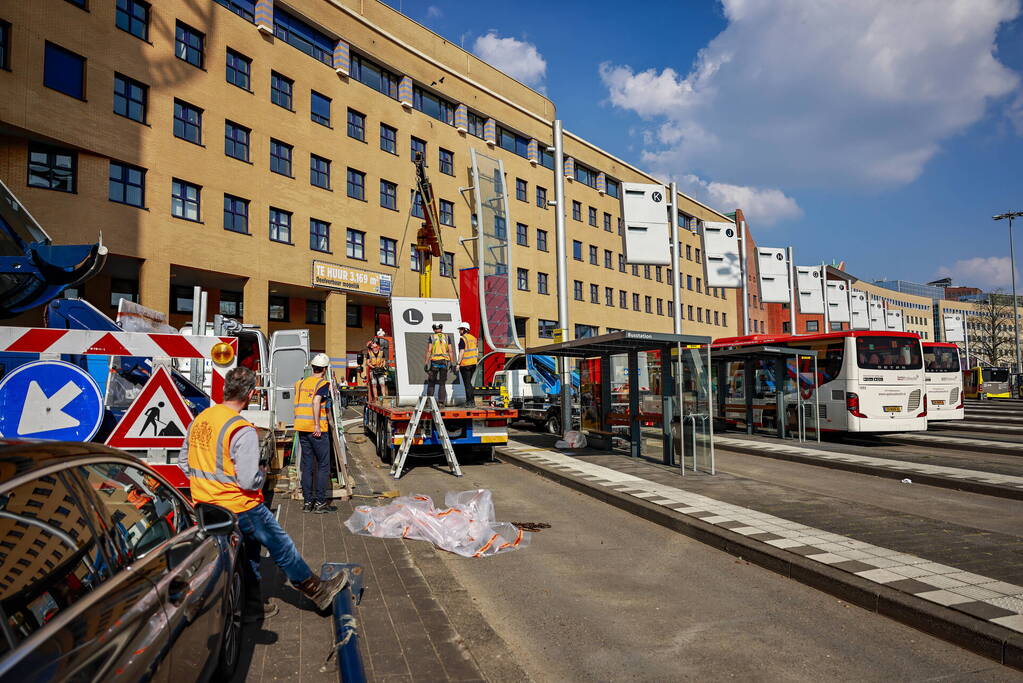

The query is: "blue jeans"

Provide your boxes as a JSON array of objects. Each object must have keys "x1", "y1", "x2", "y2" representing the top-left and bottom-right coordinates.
[
  {"x1": 236, "y1": 503, "x2": 313, "y2": 588},
  {"x1": 299, "y1": 432, "x2": 331, "y2": 503}
]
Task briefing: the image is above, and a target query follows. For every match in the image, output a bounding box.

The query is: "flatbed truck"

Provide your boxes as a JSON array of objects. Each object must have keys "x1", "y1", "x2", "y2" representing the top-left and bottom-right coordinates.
[{"x1": 364, "y1": 400, "x2": 517, "y2": 463}]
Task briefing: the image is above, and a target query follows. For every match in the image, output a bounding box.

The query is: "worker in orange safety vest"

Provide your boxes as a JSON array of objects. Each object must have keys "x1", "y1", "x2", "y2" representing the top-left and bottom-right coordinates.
[
  {"x1": 294, "y1": 353, "x2": 334, "y2": 513},
  {"x1": 456, "y1": 322, "x2": 479, "y2": 407}
]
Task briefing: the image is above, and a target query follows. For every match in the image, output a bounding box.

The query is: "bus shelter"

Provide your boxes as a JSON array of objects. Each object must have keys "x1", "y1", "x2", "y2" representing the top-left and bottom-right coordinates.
[
  {"x1": 710, "y1": 345, "x2": 820, "y2": 442},
  {"x1": 526, "y1": 330, "x2": 714, "y2": 473}
]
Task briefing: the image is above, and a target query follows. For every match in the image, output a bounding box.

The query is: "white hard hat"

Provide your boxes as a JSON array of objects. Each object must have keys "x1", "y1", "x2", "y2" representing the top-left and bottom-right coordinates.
[
  {"x1": 376, "y1": 329, "x2": 385, "y2": 336},
  {"x1": 311, "y1": 353, "x2": 331, "y2": 368},
  {"x1": 457, "y1": 321, "x2": 470, "y2": 330}
]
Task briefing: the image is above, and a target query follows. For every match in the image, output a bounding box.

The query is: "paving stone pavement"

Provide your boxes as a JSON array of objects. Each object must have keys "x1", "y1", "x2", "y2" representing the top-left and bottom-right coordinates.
[{"x1": 502, "y1": 439, "x2": 1023, "y2": 637}]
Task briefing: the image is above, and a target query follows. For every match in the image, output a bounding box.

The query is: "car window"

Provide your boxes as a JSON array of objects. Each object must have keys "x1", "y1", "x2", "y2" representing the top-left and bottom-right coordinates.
[
  {"x1": 0, "y1": 472, "x2": 110, "y2": 653},
  {"x1": 77, "y1": 463, "x2": 191, "y2": 566}
]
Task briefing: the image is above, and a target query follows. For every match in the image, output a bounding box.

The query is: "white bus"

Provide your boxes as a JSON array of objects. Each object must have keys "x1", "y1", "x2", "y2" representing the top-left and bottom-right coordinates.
[
  {"x1": 923, "y1": 342, "x2": 964, "y2": 421},
  {"x1": 714, "y1": 331, "x2": 928, "y2": 433}
]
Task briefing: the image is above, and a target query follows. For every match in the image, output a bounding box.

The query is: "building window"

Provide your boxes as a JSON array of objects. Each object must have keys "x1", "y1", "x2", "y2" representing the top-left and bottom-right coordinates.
[
  {"x1": 305, "y1": 300, "x2": 325, "y2": 324},
  {"x1": 224, "y1": 121, "x2": 250, "y2": 161},
  {"x1": 645, "y1": 296, "x2": 652, "y2": 313},
  {"x1": 273, "y1": 7, "x2": 333, "y2": 65},
  {"x1": 310, "y1": 154, "x2": 331, "y2": 189},
  {"x1": 806, "y1": 320, "x2": 819, "y2": 332},
  {"x1": 225, "y1": 48, "x2": 251, "y2": 90},
  {"x1": 440, "y1": 251, "x2": 454, "y2": 277},
  {"x1": 576, "y1": 324, "x2": 598, "y2": 339},
  {"x1": 108, "y1": 162, "x2": 145, "y2": 207},
  {"x1": 632, "y1": 293, "x2": 640, "y2": 311},
  {"x1": 687, "y1": 275, "x2": 693, "y2": 290},
  {"x1": 379, "y1": 180, "x2": 397, "y2": 210},
  {"x1": 111, "y1": 278, "x2": 138, "y2": 308},
  {"x1": 410, "y1": 250, "x2": 422, "y2": 272},
  {"x1": 604, "y1": 250, "x2": 612, "y2": 269},
  {"x1": 347, "y1": 109, "x2": 366, "y2": 141},
  {"x1": 269, "y1": 295, "x2": 289, "y2": 322},
  {"x1": 439, "y1": 199, "x2": 454, "y2": 226},
  {"x1": 538, "y1": 145, "x2": 554, "y2": 169},
  {"x1": 310, "y1": 91, "x2": 331, "y2": 126},
  {"x1": 310, "y1": 218, "x2": 329, "y2": 252},
  {"x1": 588, "y1": 206, "x2": 597, "y2": 227},
  {"x1": 606, "y1": 178, "x2": 620, "y2": 198},
  {"x1": 380, "y1": 124, "x2": 397, "y2": 154},
  {"x1": 575, "y1": 163, "x2": 598, "y2": 188},
  {"x1": 632, "y1": 265, "x2": 639, "y2": 276},
  {"x1": 605, "y1": 287, "x2": 613, "y2": 306},
  {"x1": 644, "y1": 265, "x2": 651, "y2": 279},
  {"x1": 538, "y1": 319, "x2": 557, "y2": 339},
  {"x1": 174, "y1": 21, "x2": 204, "y2": 68},
  {"x1": 517, "y1": 268, "x2": 529, "y2": 291},
  {"x1": 0, "y1": 21, "x2": 10, "y2": 71},
  {"x1": 687, "y1": 305, "x2": 693, "y2": 320},
  {"x1": 618, "y1": 254, "x2": 625, "y2": 272},
  {"x1": 116, "y1": 0, "x2": 149, "y2": 41},
  {"x1": 657, "y1": 299, "x2": 664, "y2": 315},
  {"x1": 28, "y1": 145, "x2": 76, "y2": 193},
  {"x1": 516, "y1": 178, "x2": 527, "y2": 202},
  {"x1": 346, "y1": 228, "x2": 365, "y2": 260},
  {"x1": 572, "y1": 201, "x2": 582, "y2": 221},
  {"x1": 410, "y1": 136, "x2": 426, "y2": 163},
  {"x1": 219, "y1": 289, "x2": 243, "y2": 317},
  {"x1": 589, "y1": 245, "x2": 598, "y2": 265},
  {"x1": 380, "y1": 237, "x2": 397, "y2": 266},
  {"x1": 468, "y1": 111, "x2": 487, "y2": 138},
  {"x1": 573, "y1": 280, "x2": 583, "y2": 301},
  {"x1": 351, "y1": 52, "x2": 399, "y2": 99},
  {"x1": 411, "y1": 192, "x2": 425, "y2": 219},
  {"x1": 695, "y1": 248, "x2": 701, "y2": 263},
  {"x1": 113, "y1": 73, "x2": 147, "y2": 122},
  {"x1": 270, "y1": 71, "x2": 293, "y2": 110},
  {"x1": 270, "y1": 139, "x2": 293, "y2": 176},
  {"x1": 214, "y1": 0, "x2": 256, "y2": 21},
  {"x1": 536, "y1": 186, "x2": 547, "y2": 208},
  {"x1": 173, "y1": 100, "x2": 202, "y2": 145},
  {"x1": 516, "y1": 223, "x2": 528, "y2": 246},
  {"x1": 573, "y1": 240, "x2": 582, "y2": 261},
  {"x1": 413, "y1": 85, "x2": 454, "y2": 124},
  {"x1": 439, "y1": 148, "x2": 454, "y2": 175},
  {"x1": 171, "y1": 179, "x2": 200, "y2": 221},
  {"x1": 537, "y1": 229, "x2": 548, "y2": 252},
  {"x1": 696, "y1": 277, "x2": 702, "y2": 293},
  {"x1": 656, "y1": 267, "x2": 663, "y2": 282},
  {"x1": 619, "y1": 290, "x2": 627, "y2": 309},
  {"x1": 223, "y1": 194, "x2": 249, "y2": 233},
  {"x1": 346, "y1": 303, "x2": 361, "y2": 327},
  {"x1": 538, "y1": 272, "x2": 549, "y2": 294},
  {"x1": 43, "y1": 42, "x2": 85, "y2": 100},
  {"x1": 697, "y1": 308, "x2": 703, "y2": 322},
  {"x1": 830, "y1": 321, "x2": 843, "y2": 331},
  {"x1": 590, "y1": 284, "x2": 599, "y2": 304},
  {"x1": 602, "y1": 213, "x2": 612, "y2": 232},
  {"x1": 498, "y1": 126, "x2": 530, "y2": 158},
  {"x1": 269, "y1": 207, "x2": 292, "y2": 243}
]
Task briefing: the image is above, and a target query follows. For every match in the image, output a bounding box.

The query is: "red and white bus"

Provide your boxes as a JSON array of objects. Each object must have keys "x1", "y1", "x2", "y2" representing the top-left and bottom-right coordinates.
[
  {"x1": 714, "y1": 331, "x2": 928, "y2": 434},
  {"x1": 922, "y1": 342, "x2": 964, "y2": 420}
]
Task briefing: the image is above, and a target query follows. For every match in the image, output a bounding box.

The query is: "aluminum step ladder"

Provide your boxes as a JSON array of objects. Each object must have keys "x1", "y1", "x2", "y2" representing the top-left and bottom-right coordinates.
[{"x1": 391, "y1": 395, "x2": 462, "y2": 479}]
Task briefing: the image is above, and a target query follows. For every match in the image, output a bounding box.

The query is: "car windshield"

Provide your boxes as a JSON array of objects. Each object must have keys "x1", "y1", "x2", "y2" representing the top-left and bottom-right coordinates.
[
  {"x1": 985, "y1": 368, "x2": 1010, "y2": 382},
  {"x1": 924, "y1": 346, "x2": 960, "y2": 373},
  {"x1": 856, "y1": 336, "x2": 922, "y2": 371}
]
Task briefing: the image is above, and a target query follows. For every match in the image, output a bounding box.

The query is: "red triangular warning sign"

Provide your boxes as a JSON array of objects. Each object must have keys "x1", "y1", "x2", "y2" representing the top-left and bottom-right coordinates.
[{"x1": 106, "y1": 366, "x2": 194, "y2": 449}]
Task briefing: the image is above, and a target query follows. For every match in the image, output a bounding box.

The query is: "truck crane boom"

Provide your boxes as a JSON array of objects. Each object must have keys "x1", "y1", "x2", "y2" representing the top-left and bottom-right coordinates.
[{"x1": 412, "y1": 152, "x2": 444, "y2": 298}]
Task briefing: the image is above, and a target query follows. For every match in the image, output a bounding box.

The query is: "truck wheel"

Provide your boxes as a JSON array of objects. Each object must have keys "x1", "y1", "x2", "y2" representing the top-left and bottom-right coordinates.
[
  {"x1": 545, "y1": 413, "x2": 562, "y2": 435},
  {"x1": 376, "y1": 423, "x2": 393, "y2": 464}
]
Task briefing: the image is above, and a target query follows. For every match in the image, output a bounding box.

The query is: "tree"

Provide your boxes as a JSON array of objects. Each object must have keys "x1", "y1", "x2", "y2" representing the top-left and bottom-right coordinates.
[{"x1": 974, "y1": 291, "x2": 1015, "y2": 366}]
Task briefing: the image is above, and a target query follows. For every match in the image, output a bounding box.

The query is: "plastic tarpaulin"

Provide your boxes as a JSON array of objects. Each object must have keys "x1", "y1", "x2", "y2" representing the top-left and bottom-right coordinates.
[{"x1": 345, "y1": 490, "x2": 530, "y2": 558}]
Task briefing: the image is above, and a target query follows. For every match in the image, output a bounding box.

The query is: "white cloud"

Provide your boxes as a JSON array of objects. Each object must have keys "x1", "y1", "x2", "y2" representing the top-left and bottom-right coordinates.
[
  {"x1": 936, "y1": 256, "x2": 1018, "y2": 290},
  {"x1": 425, "y1": 5, "x2": 442, "y2": 19},
  {"x1": 600, "y1": 0, "x2": 1021, "y2": 195},
  {"x1": 472, "y1": 32, "x2": 547, "y2": 90},
  {"x1": 678, "y1": 174, "x2": 802, "y2": 226}
]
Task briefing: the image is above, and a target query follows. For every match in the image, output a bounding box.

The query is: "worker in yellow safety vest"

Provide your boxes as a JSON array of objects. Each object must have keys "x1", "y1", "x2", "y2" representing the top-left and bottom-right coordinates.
[
  {"x1": 294, "y1": 353, "x2": 333, "y2": 514},
  {"x1": 423, "y1": 323, "x2": 454, "y2": 404},
  {"x1": 364, "y1": 341, "x2": 388, "y2": 400},
  {"x1": 179, "y1": 366, "x2": 348, "y2": 622},
  {"x1": 456, "y1": 322, "x2": 479, "y2": 407}
]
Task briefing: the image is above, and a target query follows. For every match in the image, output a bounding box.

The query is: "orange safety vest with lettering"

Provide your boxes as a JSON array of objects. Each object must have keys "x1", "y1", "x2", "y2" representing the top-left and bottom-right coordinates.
[
  {"x1": 459, "y1": 333, "x2": 479, "y2": 366},
  {"x1": 429, "y1": 333, "x2": 451, "y2": 361},
  {"x1": 293, "y1": 375, "x2": 329, "y2": 432},
  {"x1": 367, "y1": 349, "x2": 386, "y2": 368},
  {"x1": 186, "y1": 404, "x2": 262, "y2": 514}
]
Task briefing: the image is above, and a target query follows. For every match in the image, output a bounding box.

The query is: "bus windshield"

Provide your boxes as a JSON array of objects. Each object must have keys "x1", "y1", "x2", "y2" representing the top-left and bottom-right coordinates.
[
  {"x1": 984, "y1": 367, "x2": 1010, "y2": 382},
  {"x1": 924, "y1": 346, "x2": 960, "y2": 373},
  {"x1": 856, "y1": 336, "x2": 922, "y2": 371}
]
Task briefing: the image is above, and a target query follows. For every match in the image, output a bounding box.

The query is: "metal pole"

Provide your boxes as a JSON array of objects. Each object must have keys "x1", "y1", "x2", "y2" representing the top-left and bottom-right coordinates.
[
  {"x1": 1010, "y1": 216, "x2": 1021, "y2": 376},
  {"x1": 669, "y1": 183, "x2": 681, "y2": 335},
  {"x1": 552, "y1": 120, "x2": 571, "y2": 436},
  {"x1": 739, "y1": 220, "x2": 750, "y2": 335},
  {"x1": 965, "y1": 315, "x2": 971, "y2": 369},
  {"x1": 821, "y1": 264, "x2": 830, "y2": 333},
  {"x1": 787, "y1": 247, "x2": 797, "y2": 335}
]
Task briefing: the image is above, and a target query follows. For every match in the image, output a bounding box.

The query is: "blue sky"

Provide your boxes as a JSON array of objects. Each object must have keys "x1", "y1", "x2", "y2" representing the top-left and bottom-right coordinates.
[{"x1": 388, "y1": 0, "x2": 1023, "y2": 291}]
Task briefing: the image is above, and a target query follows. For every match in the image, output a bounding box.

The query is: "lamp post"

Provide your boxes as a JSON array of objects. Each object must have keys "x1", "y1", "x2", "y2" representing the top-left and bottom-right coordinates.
[{"x1": 993, "y1": 211, "x2": 1023, "y2": 378}]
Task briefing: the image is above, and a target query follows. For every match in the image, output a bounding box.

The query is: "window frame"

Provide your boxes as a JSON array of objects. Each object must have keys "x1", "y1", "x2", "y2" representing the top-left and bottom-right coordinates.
[
  {"x1": 27, "y1": 144, "x2": 77, "y2": 193},
  {"x1": 379, "y1": 123, "x2": 397, "y2": 154},
  {"x1": 309, "y1": 218, "x2": 330, "y2": 252},
  {"x1": 115, "y1": 0, "x2": 150, "y2": 41},
  {"x1": 225, "y1": 48, "x2": 251, "y2": 90},
  {"x1": 269, "y1": 207, "x2": 292, "y2": 244},
  {"x1": 113, "y1": 72, "x2": 147, "y2": 123},
  {"x1": 269, "y1": 138, "x2": 293, "y2": 177},
  {"x1": 379, "y1": 237, "x2": 397, "y2": 266},
  {"x1": 223, "y1": 194, "x2": 249, "y2": 234},
  {"x1": 310, "y1": 90, "x2": 331, "y2": 127},
  {"x1": 379, "y1": 179, "x2": 397, "y2": 210},
  {"x1": 347, "y1": 168, "x2": 366, "y2": 200},
  {"x1": 174, "y1": 21, "x2": 204, "y2": 69},
  {"x1": 270, "y1": 71, "x2": 294, "y2": 110},
  {"x1": 310, "y1": 154, "x2": 331, "y2": 189},
  {"x1": 347, "y1": 109, "x2": 366, "y2": 141},
  {"x1": 346, "y1": 228, "x2": 366, "y2": 260},
  {"x1": 439, "y1": 199, "x2": 454, "y2": 226},
  {"x1": 172, "y1": 99, "x2": 203, "y2": 145},
  {"x1": 108, "y1": 161, "x2": 146, "y2": 208},
  {"x1": 439, "y1": 148, "x2": 454, "y2": 176},
  {"x1": 171, "y1": 178, "x2": 201, "y2": 222},
  {"x1": 43, "y1": 42, "x2": 86, "y2": 100},
  {"x1": 224, "y1": 120, "x2": 250, "y2": 161}
]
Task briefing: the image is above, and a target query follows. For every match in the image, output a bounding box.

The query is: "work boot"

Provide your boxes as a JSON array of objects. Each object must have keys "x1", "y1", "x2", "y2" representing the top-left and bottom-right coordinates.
[
  {"x1": 295, "y1": 571, "x2": 349, "y2": 611},
  {"x1": 313, "y1": 501, "x2": 337, "y2": 514},
  {"x1": 243, "y1": 599, "x2": 280, "y2": 624},
  {"x1": 302, "y1": 501, "x2": 314, "y2": 513}
]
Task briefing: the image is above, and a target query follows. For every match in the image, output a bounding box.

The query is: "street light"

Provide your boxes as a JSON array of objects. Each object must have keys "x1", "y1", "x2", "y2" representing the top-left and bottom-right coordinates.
[{"x1": 993, "y1": 211, "x2": 1023, "y2": 379}]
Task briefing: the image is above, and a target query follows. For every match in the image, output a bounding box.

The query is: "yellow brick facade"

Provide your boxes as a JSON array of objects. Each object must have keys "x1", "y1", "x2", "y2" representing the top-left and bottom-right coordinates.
[{"x1": 0, "y1": 0, "x2": 737, "y2": 365}]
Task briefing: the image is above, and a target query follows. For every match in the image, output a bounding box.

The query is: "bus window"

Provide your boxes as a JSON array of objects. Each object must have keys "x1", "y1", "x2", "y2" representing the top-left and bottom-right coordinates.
[
  {"x1": 924, "y1": 347, "x2": 960, "y2": 372},
  {"x1": 856, "y1": 336, "x2": 922, "y2": 370},
  {"x1": 985, "y1": 367, "x2": 1010, "y2": 383}
]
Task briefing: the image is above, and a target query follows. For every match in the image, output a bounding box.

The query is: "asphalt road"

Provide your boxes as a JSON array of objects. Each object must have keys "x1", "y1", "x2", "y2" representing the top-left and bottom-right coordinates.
[{"x1": 375, "y1": 449, "x2": 1020, "y2": 681}]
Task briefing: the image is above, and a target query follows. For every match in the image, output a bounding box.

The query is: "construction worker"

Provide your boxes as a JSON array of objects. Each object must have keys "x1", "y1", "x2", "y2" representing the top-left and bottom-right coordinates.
[
  {"x1": 295, "y1": 353, "x2": 334, "y2": 513},
  {"x1": 365, "y1": 340, "x2": 388, "y2": 399},
  {"x1": 424, "y1": 323, "x2": 454, "y2": 404},
  {"x1": 456, "y1": 322, "x2": 479, "y2": 407},
  {"x1": 179, "y1": 366, "x2": 347, "y2": 621}
]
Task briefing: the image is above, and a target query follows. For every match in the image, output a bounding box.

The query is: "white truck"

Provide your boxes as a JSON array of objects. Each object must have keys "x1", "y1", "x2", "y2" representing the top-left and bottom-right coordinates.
[{"x1": 493, "y1": 355, "x2": 579, "y2": 434}]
